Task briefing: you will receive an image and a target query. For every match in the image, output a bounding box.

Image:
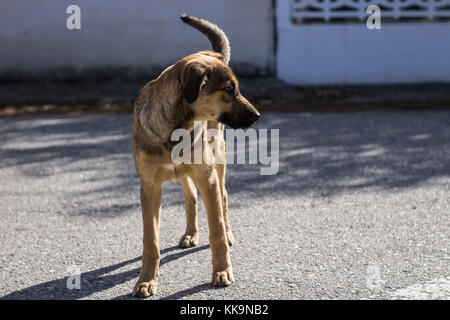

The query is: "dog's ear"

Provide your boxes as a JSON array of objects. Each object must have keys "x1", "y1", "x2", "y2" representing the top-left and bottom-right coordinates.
[{"x1": 182, "y1": 63, "x2": 207, "y2": 104}]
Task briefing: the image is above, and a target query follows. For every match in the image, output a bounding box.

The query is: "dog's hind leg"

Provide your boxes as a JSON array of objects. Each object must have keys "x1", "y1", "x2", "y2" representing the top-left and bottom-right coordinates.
[
  {"x1": 216, "y1": 162, "x2": 234, "y2": 246},
  {"x1": 178, "y1": 176, "x2": 199, "y2": 248},
  {"x1": 212, "y1": 122, "x2": 234, "y2": 246}
]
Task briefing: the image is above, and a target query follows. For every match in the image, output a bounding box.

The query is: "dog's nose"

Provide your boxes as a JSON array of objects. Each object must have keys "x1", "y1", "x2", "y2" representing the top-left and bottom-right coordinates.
[{"x1": 250, "y1": 111, "x2": 260, "y2": 123}]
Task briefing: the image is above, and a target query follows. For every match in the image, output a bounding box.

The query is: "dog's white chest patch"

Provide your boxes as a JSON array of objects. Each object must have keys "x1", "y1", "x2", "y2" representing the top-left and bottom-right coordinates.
[
  {"x1": 161, "y1": 164, "x2": 175, "y2": 171},
  {"x1": 161, "y1": 164, "x2": 176, "y2": 181}
]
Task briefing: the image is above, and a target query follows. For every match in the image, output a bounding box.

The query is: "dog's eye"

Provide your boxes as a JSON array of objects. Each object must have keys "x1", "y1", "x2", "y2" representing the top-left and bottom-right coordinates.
[{"x1": 224, "y1": 86, "x2": 235, "y2": 94}]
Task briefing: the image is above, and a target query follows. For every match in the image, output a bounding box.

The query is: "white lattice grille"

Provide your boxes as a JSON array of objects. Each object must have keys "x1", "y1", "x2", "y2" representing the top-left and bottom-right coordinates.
[{"x1": 291, "y1": 0, "x2": 450, "y2": 22}]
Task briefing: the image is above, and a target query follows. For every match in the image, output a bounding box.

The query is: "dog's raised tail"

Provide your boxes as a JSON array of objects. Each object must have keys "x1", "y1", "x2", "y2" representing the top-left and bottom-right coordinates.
[{"x1": 180, "y1": 14, "x2": 231, "y2": 65}]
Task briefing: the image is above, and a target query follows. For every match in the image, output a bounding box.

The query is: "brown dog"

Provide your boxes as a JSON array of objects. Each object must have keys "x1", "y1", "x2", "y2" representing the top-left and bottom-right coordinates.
[{"x1": 132, "y1": 15, "x2": 260, "y2": 297}]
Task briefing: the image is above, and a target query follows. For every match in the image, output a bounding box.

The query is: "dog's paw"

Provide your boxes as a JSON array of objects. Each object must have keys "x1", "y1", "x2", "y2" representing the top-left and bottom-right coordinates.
[
  {"x1": 179, "y1": 232, "x2": 199, "y2": 248},
  {"x1": 133, "y1": 279, "x2": 158, "y2": 298},
  {"x1": 212, "y1": 267, "x2": 234, "y2": 287},
  {"x1": 226, "y1": 230, "x2": 235, "y2": 246}
]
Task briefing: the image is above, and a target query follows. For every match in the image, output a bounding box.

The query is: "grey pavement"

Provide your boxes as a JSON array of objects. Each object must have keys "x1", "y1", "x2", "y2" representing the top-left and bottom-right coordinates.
[{"x1": 0, "y1": 111, "x2": 449, "y2": 300}]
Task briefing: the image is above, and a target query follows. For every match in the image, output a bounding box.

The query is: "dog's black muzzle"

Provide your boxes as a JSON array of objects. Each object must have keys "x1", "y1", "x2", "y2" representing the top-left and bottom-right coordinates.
[
  {"x1": 218, "y1": 96, "x2": 260, "y2": 129},
  {"x1": 218, "y1": 109, "x2": 260, "y2": 129}
]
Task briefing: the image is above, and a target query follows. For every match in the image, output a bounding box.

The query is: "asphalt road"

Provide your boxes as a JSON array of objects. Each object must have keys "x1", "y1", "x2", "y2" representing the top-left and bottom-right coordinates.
[{"x1": 0, "y1": 111, "x2": 449, "y2": 300}]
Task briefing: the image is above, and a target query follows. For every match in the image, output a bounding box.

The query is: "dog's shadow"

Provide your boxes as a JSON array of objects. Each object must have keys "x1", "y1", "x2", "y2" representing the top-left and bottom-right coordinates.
[{"x1": 0, "y1": 245, "x2": 213, "y2": 300}]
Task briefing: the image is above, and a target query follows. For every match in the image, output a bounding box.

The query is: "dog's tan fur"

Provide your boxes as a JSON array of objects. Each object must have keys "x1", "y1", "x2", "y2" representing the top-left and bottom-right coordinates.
[{"x1": 132, "y1": 16, "x2": 259, "y2": 297}]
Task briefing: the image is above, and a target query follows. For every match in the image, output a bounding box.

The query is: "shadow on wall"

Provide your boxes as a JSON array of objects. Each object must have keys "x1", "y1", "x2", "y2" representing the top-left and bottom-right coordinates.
[{"x1": 1, "y1": 111, "x2": 450, "y2": 217}]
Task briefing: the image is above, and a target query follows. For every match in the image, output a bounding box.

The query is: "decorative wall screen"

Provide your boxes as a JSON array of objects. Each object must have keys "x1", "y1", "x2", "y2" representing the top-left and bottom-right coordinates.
[{"x1": 291, "y1": 0, "x2": 450, "y2": 23}]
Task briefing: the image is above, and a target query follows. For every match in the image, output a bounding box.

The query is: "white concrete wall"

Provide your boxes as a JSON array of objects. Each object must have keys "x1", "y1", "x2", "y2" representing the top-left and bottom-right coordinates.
[
  {"x1": 0, "y1": 0, "x2": 274, "y2": 78},
  {"x1": 277, "y1": 0, "x2": 450, "y2": 85}
]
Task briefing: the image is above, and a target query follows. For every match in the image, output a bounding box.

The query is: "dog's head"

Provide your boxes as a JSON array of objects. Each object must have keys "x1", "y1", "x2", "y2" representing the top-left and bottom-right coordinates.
[{"x1": 180, "y1": 52, "x2": 260, "y2": 129}]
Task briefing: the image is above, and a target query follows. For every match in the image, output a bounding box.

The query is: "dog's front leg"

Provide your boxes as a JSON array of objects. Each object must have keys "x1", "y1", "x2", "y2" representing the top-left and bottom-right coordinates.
[
  {"x1": 189, "y1": 166, "x2": 234, "y2": 286},
  {"x1": 133, "y1": 184, "x2": 162, "y2": 297}
]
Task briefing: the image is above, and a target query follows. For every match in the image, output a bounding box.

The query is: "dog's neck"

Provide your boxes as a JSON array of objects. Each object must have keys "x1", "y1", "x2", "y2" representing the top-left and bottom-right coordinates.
[{"x1": 162, "y1": 117, "x2": 205, "y2": 153}]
